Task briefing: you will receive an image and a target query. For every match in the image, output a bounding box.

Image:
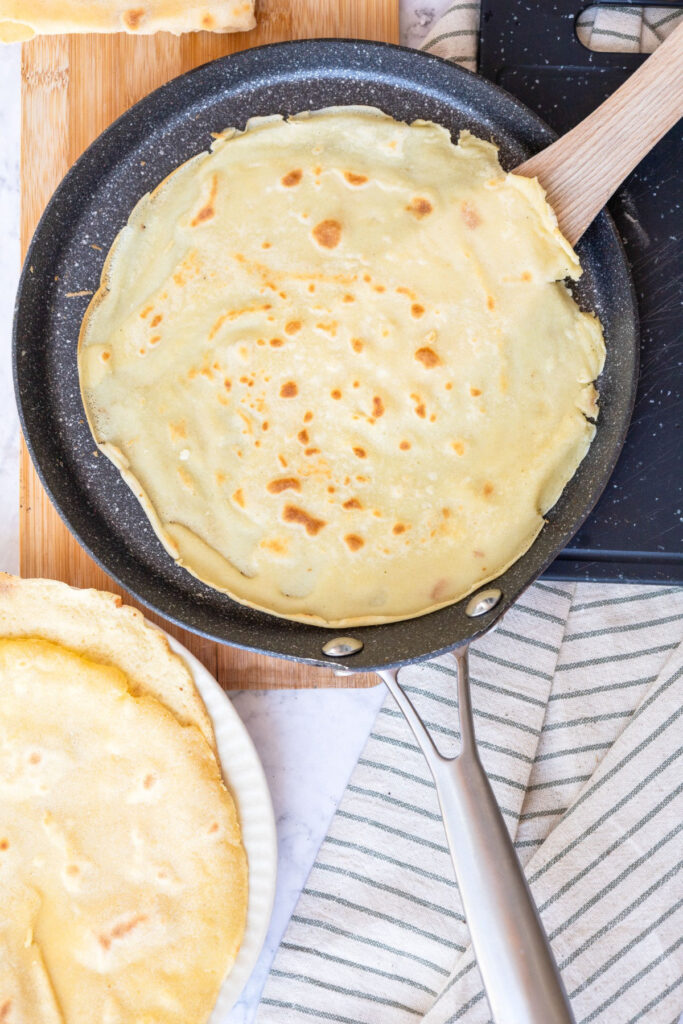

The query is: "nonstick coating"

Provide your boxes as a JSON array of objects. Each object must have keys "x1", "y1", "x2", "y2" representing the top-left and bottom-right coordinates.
[{"x1": 14, "y1": 40, "x2": 638, "y2": 672}]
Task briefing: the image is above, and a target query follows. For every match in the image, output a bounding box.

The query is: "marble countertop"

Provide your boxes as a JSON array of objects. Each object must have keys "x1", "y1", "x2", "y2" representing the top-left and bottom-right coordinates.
[{"x1": 0, "y1": 4, "x2": 453, "y2": 1019}]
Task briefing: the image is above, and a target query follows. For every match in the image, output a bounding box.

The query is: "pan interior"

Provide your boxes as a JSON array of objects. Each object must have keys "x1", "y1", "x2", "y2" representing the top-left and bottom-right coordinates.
[{"x1": 14, "y1": 40, "x2": 637, "y2": 670}]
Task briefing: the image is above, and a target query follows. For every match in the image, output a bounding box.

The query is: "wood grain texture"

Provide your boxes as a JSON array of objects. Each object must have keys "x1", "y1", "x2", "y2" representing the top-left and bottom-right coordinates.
[
  {"x1": 517, "y1": 20, "x2": 683, "y2": 246},
  {"x1": 19, "y1": 0, "x2": 398, "y2": 689}
]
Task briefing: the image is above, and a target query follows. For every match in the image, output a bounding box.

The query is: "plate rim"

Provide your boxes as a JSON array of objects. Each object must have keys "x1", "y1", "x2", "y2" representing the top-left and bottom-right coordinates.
[{"x1": 162, "y1": 627, "x2": 278, "y2": 1020}]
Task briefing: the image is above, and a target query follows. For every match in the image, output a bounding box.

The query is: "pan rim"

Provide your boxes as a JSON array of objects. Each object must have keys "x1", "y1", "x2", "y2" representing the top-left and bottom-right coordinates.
[{"x1": 13, "y1": 37, "x2": 639, "y2": 671}]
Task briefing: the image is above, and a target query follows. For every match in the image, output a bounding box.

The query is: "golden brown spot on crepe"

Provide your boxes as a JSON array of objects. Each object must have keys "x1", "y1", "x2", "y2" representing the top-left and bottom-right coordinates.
[
  {"x1": 415, "y1": 347, "x2": 440, "y2": 368},
  {"x1": 280, "y1": 381, "x2": 298, "y2": 398},
  {"x1": 331, "y1": 389, "x2": 342, "y2": 400},
  {"x1": 483, "y1": 482, "x2": 494, "y2": 496},
  {"x1": 261, "y1": 537, "x2": 287, "y2": 555},
  {"x1": 149, "y1": 335, "x2": 161, "y2": 346},
  {"x1": 363, "y1": 274, "x2": 371, "y2": 283},
  {"x1": 406, "y1": 197, "x2": 433, "y2": 218},
  {"x1": 452, "y1": 441, "x2": 465, "y2": 455},
  {"x1": 414, "y1": 402, "x2": 426, "y2": 419},
  {"x1": 521, "y1": 271, "x2": 532, "y2": 282},
  {"x1": 0, "y1": 1001, "x2": 12, "y2": 1021},
  {"x1": 442, "y1": 508, "x2": 451, "y2": 518},
  {"x1": 308, "y1": 283, "x2": 316, "y2": 292},
  {"x1": 215, "y1": 471, "x2": 226, "y2": 485},
  {"x1": 202, "y1": 13, "x2": 215, "y2": 28},
  {"x1": 316, "y1": 321, "x2": 337, "y2": 335},
  {"x1": 140, "y1": 305, "x2": 153, "y2": 318},
  {"x1": 262, "y1": 241, "x2": 271, "y2": 249},
  {"x1": 28, "y1": 752, "x2": 41, "y2": 764},
  {"x1": 351, "y1": 338, "x2": 363, "y2": 353},
  {"x1": 345, "y1": 171, "x2": 368, "y2": 186},
  {"x1": 431, "y1": 578, "x2": 449, "y2": 601},
  {"x1": 487, "y1": 296, "x2": 496, "y2": 311},
  {"x1": 150, "y1": 314, "x2": 163, "y2": 327},
  {"x1": 223, "y1": 379, "x2": 231, "y2": 391},
  {"x1": 353, "y1": 446, "x2": 367, "y2": 459},
  {"x1": 282, "y1": 169, "x2": 303, "y2": 187},
  {"x1": 99, "y1": 914, "x2": 148, "y2": 950},
  {"x1": 168, "y1": 420, "x2": 187, "y2": 442},
  {"x1": 393, "y1": 523, "x2": 407, "y2": 535},
  {"x1": 278, "y1": 455, "x2": 288, "y2": 468},
  {"x1": 178, "y1": 467, "x2": 195, "y2": 492},
  {"x1": 191, "y1": 175, "x2": 218, "y2": 227},
  {"x1": 233, "y1": 488, "x2": 245, "y2": 508},
  {"x1": 345, "y1": 534, "x2": 364, "y2": 552},
  {"x1": 297, "y1": 430, "x2": 309, "y2": 444},
  {"x1": 101, "y1": 351, "x2": 111, "y2": 362},
  {"x1": 123, "y1": 8, "x2": 145, "y2": 29},
  {"x1": 372, "y1": 396, "x2": 385, "y2": 417},
  {"x1": 461, "y1": 201, "x2": 481, "y2": 229},
  {"x1": 143, "y1": 773, "x2": 156, "y2": 789},
  {"x1": 470, "y1": 387, "x2": 482, "y2": 397},
  {"x1": 374, "y1": 284, "x2": 386, "y2": 293},
  {"x1": 0, "y1": 840, "x2": 8, "y2": 851},
  {"x1": 304, "y1": 411, "x2": 313, "y2": 423},
  {"x1": 474, "y1": 549, "x2": 485, "y2": 558},
  {"x1": 285, "y1": 320, "x2": 302, "y2": 335},
  {"x1": 283, "y1": 504, "x2": 326, "y2": 536},
  {"x1": 445, "y1": 381, "x2": 453, "y2": 390},
  {"x1": 268, "y1": 477, "x2": 301, "y2": 494},
  {"x1": 399, "y1": 440, "x2": 411, "y2": 451},
  {"x1": 270, "y1": 337, "x2": 284, "y2": 348},
  {"x1": 343, "y1": 293, "x2": 355, "y2": 303},
  {"x1": 411, "y1": 303, "x2": 425, "y2": 320},
  {"x1": 305, "y1": 447, "x2": 320, "y2": 456},
  {"x1": 66, "y1": 864, "x2": 79, "y2": 876},
  {"x1": 313, "y1": 219, "x2": 342, "y2": 249},
  {"x1": 343, "y1": 498, "x2": 362, "y2": 510},
  {"x1": 353, "y1": 380, "x2": 360, "y2": 388},
  {"x1": 262, "y1": 421, "x2": 269, "y2": 431}
]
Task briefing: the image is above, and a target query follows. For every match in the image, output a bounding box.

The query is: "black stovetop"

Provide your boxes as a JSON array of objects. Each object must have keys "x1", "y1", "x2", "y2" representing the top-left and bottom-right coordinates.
[{"x1": 479, "y1": 0, "x2": 682, "y2": 584}]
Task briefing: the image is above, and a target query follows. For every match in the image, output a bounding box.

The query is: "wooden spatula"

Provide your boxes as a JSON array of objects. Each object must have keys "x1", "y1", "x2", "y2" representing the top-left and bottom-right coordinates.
[{"x1": 516, "y1": 20, "x2": 683, "y2": 246}]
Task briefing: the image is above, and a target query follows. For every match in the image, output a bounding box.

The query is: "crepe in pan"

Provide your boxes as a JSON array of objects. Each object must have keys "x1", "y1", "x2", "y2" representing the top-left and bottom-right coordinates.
[
  {"x1": 0, "y1": 0, "x2": 255, "y2": 41},
  {"x1": 79, "y1": 107, "x2": 605, "y2": 626}
]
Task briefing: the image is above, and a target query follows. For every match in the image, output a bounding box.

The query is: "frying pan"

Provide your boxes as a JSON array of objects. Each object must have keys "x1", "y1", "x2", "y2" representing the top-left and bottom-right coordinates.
[{"x1": 14, "y1": 39, "x2": 640, "y2": 1024}]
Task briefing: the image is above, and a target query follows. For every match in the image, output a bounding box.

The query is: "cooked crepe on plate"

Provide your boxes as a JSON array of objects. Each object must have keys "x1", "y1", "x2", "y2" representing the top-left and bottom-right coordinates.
[
  {"x1": 79, "y1": 107, "x2": 605, "y2": 626},
  {"x1": 0, "y1": 630, "x2": 247, "y2": 1024},
  {"x1": 0, "y1": 572, "x2": 215, "y2": 750},
  {"x1": 0, "y1": 0, "x2": 255, "y2": 41}
]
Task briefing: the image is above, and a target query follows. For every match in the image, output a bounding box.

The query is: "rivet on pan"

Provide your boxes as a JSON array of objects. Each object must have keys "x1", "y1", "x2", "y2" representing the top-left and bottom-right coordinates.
[
  {"x1": 465, "y1": 588, "x2": 502, "y2": 618},
  {"x1": 322, "y1": 636, "x2": 364, "y2": 657}
]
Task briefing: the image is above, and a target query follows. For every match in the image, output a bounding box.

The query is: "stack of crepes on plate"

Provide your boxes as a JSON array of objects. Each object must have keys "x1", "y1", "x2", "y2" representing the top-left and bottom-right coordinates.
[
  {"x1": 0, "y1": 573, "x2": 247, "y2": 1024},
  {"x1": 0, "y1": 0, "x2": 255, "y2": 42}
]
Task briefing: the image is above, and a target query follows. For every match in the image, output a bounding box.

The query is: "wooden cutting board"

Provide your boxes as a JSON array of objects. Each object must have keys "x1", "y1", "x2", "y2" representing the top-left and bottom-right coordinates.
[{"x1": 19, "y1": 0, "x2": 398, "y2": 688}]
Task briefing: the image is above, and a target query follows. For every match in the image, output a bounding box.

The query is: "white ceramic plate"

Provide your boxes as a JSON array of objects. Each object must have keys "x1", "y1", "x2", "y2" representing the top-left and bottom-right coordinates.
[{"x1": 163, "y1": 631, "x2": 278, "y2": 1021}]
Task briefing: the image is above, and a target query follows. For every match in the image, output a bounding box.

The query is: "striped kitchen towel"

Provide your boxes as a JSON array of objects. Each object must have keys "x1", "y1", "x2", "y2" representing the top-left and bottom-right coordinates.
[
  {"x1": 256, "y1": 8, "x2": 683, "y2": 1023},
  {"x1": 418, "y1": 1, "x2": 682, "y2": 67},
  {"x1": 256, "y1": 584, "x2": 683, "y2": 1022}
]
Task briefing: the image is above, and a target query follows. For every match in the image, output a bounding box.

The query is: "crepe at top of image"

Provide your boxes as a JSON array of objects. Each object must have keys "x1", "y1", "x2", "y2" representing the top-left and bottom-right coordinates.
[
  {"x1": 79, "y1": 107, "x2": 605, "y2": 627},
  {"x1": 0, "y1": 636, "x2": 247, "y2": 1024},
  {"x1": 0, "y1": 0, "x2": 255, "y2": 41}
]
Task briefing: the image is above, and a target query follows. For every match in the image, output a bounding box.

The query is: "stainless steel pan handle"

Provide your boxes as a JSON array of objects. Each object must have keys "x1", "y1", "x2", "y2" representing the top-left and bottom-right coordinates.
[{"x1": 379, "y1": 647, "x2": 574, "y2": 1024}]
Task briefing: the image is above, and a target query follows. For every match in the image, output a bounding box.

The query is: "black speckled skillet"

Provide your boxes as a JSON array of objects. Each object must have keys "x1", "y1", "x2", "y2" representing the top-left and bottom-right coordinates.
[{"x1": 13, "y1": 39, "x2": 638, "y2": 674}]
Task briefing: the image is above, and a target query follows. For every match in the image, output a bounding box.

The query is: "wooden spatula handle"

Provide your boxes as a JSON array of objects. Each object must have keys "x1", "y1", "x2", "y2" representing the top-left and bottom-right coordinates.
[{"x1": 516, "y1": 21, "x2": 683, "y2": 246}]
